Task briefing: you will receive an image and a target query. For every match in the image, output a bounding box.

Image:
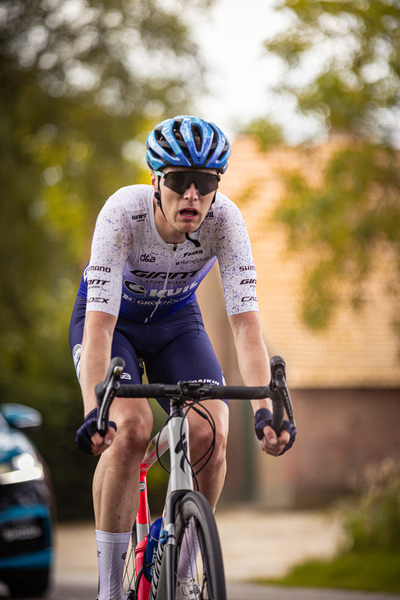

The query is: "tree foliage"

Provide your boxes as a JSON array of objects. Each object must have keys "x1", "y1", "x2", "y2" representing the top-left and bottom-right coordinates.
[
  {"x1": 262, "y1": 0, "x2": 400, "y2": 331},
  {"x1": 243, "y1": 116, "x2": 285, "y2": 151},
  {"x1": 0, "y1": 0, "x2": 210, "y2": 519}
]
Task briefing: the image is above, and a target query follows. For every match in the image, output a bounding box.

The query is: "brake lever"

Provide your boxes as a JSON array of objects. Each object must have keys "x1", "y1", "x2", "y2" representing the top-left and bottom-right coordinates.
[
  {"x1": 270, "y1": 356, "x2": 296, "y2": 430},
  {"x1": 95, "y1": 357, "x2": 125, "y2": 436}
]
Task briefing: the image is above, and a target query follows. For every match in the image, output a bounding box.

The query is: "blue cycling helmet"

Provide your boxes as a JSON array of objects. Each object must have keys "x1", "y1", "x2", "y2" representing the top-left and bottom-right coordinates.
[{"x1": 145, "y1": 115, "x2": 230, "y2": 174}]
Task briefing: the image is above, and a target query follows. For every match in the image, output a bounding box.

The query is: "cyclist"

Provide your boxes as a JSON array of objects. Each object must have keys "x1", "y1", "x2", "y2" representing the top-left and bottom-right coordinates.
[{"x1": 69, "y1": 115, "x2": 296, "y2": 600}]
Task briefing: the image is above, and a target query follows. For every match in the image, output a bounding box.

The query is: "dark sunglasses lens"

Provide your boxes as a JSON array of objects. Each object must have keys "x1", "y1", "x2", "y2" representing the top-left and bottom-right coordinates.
[
  {"x1": 196, "y1": 173, "x2": 219, "y2": 194},
  {"x1": 164, "y1": 172, "x2": 186, "y2": 194},
  {"x1": 164, "y1": 172, "x2": 219, "y2": 195}
]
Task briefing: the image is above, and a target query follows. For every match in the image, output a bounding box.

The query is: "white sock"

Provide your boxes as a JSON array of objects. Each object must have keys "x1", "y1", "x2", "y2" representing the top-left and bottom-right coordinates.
[
  {"x1": 96, "y1": 530, "x2": 131, "y2": 600},
  {"x1": 177, "y1": 518, "x2": 200, "y2": 581}
]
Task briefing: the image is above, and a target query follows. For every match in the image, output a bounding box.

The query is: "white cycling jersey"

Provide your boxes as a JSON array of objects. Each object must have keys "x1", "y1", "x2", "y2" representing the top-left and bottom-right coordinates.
[{"x1": 77, "y1": 184, "x2": 258, "y2": 323}]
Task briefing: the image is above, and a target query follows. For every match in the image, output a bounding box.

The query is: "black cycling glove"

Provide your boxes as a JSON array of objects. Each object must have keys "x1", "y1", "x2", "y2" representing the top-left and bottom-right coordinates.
[
  {"x1": 254, "y1": 408, "x2": 296, "y2": 455},
  {"x1": 75, "y1": 408, "x2": 117, "y2": 455}
]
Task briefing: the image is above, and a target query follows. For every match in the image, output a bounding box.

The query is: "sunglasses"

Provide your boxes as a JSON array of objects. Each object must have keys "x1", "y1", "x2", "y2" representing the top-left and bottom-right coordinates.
[{"x1": 157, "y1": 171, "x2": 220, "y2": 196}]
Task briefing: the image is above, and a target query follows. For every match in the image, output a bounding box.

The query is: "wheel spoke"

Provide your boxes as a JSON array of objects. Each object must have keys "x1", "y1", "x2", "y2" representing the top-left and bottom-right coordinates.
[{"x1": 123, "y1": 529, "x2": 137, "y2": 598}]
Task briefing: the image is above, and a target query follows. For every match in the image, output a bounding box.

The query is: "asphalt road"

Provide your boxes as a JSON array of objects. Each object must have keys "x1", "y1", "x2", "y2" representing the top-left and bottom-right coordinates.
[
  {"x1": 1, "y1": 575, "x2": 399, "y2": 600},
  {"x1": 0, "y1": 508, "x2": 399, "y2": 600}
]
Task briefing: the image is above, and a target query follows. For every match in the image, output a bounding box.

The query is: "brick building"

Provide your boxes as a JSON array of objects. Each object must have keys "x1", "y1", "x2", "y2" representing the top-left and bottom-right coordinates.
[{"x1": 197, "y1": 136, "x2": 400, "y2": 509}]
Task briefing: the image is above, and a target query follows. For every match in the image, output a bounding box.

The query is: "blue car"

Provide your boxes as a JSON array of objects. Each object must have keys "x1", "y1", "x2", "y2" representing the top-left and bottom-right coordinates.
[{"x1": 0, "y1": 403, "x2": 54, "y2": 597}]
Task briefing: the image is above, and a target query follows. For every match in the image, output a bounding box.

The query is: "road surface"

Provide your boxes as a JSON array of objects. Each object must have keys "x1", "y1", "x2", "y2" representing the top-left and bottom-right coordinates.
[
  {"x1": 0, "y1": 508, "x2": 399, "y2": 599},
  {"x1": 1, "y1": 575, "x2": 398, "y2": 600}
]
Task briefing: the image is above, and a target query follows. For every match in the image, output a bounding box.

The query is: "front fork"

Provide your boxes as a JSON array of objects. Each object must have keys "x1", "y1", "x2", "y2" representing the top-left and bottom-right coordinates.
[{"x1": 152, "y1": 490, "x2": 187, "y2": 600}]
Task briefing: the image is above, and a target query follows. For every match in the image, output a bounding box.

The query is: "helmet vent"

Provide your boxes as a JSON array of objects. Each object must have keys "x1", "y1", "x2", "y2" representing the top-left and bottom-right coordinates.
[{"x1": 192, "y1": 125, "x2": 203, "y2": 151}]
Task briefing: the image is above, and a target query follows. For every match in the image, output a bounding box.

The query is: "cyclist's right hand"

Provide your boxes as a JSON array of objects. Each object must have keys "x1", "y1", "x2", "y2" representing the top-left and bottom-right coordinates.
[{"x1": 76, "y1": 408, "x2": 117, "y2": 455}]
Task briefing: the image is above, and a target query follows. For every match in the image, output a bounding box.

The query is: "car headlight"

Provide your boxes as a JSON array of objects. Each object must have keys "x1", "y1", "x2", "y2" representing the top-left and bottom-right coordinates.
[{"x1": 0, "y1": 453, "x2": 44, "y2": 484}]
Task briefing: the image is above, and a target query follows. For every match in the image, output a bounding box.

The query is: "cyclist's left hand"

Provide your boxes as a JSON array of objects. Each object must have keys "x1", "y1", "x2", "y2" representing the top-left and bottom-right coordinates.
[
  {"x1": 254, "y1": 408, "x2": 296, "y2": 456},
  {"x1": 261, "y1": 425, "x2": 290, "y2": 457}
]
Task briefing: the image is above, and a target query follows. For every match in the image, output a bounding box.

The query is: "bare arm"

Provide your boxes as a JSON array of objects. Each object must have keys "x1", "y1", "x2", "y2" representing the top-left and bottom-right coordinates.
[
  {"x1": 228, "y1": 311, "x2": 271, "y2": 408},
  {"x1": 228, "y1": 311, "x2": 290, "y2": 456}
]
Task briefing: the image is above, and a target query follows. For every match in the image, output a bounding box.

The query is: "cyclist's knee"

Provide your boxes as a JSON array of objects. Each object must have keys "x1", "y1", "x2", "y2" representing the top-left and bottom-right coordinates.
[
  {"x1": 190, "y1": 416, "x2": 228, "y2": 468},
  {"x1": 112, "y1": 407, "x2": 153, "y2": 456},
  {"x1": 209, "y1": 428, "x2": 227, "y2": 473}
]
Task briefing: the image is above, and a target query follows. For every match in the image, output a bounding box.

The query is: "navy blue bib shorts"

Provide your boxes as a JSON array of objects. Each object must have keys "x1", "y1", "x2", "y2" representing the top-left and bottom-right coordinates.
[{"x1": 69, "y1": 296, "x2": 227, "y2": 414}]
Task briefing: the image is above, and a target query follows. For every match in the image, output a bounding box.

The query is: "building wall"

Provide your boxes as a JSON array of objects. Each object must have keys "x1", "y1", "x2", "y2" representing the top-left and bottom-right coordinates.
[
  {"x1": 197, "y1": 262, "x2": 400, "y2": 509},
  {"x1": 196, "y1": 136, "x2": 400, "y2": 508},
  {"x1": 254, "y1": 387, "x2": 400, "y2": 509}
]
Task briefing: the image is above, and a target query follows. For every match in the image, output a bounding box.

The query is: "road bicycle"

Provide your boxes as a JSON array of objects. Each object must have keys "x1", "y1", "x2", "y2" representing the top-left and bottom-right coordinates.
[{"x1": 95, "y1": 355, "x2": 296, "y2": 600}]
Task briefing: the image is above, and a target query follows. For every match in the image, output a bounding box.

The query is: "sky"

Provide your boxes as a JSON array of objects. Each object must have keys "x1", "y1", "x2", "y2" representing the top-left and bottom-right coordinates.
[{"x1": 188, "y1": 0, "x2": 291, "y2": 140}]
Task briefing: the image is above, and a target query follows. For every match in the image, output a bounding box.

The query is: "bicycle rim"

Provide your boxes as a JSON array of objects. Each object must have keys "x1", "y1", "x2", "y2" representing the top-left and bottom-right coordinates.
[{"x1": 173, "y1": 492, "x2": 226, "y2": 600}]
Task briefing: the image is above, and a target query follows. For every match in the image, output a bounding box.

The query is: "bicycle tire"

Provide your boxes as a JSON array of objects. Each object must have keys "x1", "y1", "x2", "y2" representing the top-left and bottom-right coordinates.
[{"x1": 173, "y1": 491, "x2": 226, "y2": 600}]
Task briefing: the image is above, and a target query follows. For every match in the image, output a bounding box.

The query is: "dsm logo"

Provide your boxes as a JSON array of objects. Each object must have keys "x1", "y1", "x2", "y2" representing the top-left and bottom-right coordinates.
[{"x1": 140, "y1": 254, "x2": 156, "y2": 263}]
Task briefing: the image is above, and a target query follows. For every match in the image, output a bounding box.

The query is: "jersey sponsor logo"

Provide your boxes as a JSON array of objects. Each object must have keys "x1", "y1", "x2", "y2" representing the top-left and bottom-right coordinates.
[
  {"x1": 239, "y1": 265, "x2": 256, "y2": 272},
  {"x1": 242, "y1": 296, "x2": 257, "y2": 302},
  {"x1": 205, "y1": 210, "x2": 214, "y2": 218},
  {"x1": 124, "y1": 281, "x2": 146, "y2": 295},
  {"x1": 183, "y1": 249, "x2": 203, "y2": 258},
  {"x1": 188, "y1": 378, "x2": 220, "y2": 385},
  {"x1": 140, "y1": 253, "x2": 156, "y2": 263},
  {"x1": 87, "y1": 279, "x2": 110, "y2": 286},
  {"x1": 122, "y1": 293, "x2": 193, "y2": 307},
  {"x1": 87, "y1": 297, "x2": 109, "y2": 303},
  {"x1": 175, "y1": 259, "x2": 205, "y2": 266},
  {"x1": 84, "y1": 265, "x2": 111, "y2": 282},
  {"x1": 88, "y1": 265, "x2": 111, "y2": 273},
  {"x1": 148, "y1": 281, "x2": 198, "y2": 298},
  {"x1": 240, "y1": 278, "x2": 256, "y2": 285},
  {"x1": 131, "y1": 269, "x2": 201, "y2": 280},
  {"x1": 72, "y1": 344, "x2": 81, "y2": 381},
  {"x1": 138, "y1": 294, "x2": 192, "y2": 305},
  {"x1": 131, "y1": 212, "x2": 147, "y2": 222}
]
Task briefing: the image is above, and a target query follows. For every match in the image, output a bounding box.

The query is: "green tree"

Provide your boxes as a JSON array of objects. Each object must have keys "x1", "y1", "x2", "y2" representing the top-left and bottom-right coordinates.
[
  {"x1": 259, "y1": 0, "x2": 400, "y2": 330},
  {"x1": 0, "y1": 0, "x2": 211, "y2": 519}
]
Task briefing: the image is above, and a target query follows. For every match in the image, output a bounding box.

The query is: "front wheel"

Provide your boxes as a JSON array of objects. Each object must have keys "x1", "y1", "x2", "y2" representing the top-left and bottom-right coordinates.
[{"x1": 173, "y1": 492, "x2": 226, "y2": 600}]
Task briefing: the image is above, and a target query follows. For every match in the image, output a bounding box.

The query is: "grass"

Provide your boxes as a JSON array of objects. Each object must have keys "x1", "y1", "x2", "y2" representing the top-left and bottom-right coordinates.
[{"x1": 255, "y1": 551, "x2": 400, "y2": 594}]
